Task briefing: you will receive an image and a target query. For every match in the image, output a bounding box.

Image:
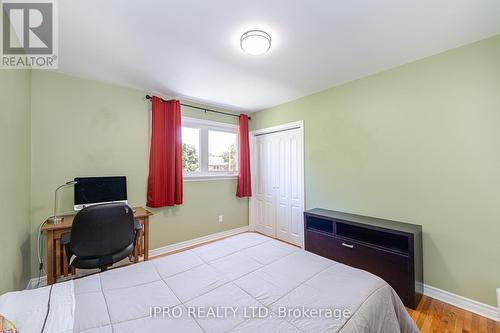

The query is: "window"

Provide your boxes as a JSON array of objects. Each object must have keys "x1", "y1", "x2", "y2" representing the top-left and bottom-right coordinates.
[
  {"x1": 182, "y1": 127, "x2": 200, "y2": 172},
  {"x1": 208, "y1": 130, "x2": 238, "y2": 172},
  {"x1": 182, "y1": 117, "x2": 238, "y2": 179}
]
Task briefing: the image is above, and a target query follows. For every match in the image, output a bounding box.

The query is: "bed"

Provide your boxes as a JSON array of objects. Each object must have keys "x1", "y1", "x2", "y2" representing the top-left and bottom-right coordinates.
[{"x1": 0, "y1": 232, "x2": 419, "y2": 333}]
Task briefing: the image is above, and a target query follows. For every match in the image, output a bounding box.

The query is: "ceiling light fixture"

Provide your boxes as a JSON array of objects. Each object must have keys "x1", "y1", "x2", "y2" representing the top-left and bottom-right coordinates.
[{"x1": 240, "y1": 30, "x2": 271, "y2": 56}]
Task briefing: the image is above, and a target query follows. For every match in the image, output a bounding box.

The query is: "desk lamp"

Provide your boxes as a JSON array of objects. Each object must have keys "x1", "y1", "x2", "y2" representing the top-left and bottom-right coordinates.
[{"x1": 48, "y1": 180, "x2": 77, "y2": 224}]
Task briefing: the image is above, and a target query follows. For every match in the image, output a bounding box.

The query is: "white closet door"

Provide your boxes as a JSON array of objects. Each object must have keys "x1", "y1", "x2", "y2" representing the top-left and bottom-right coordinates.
[
  {"x1": 251, "y1": 125, "x2": 304, "y2": 247},
  {"x1": 275, "y1": 129, "x2": 303, "y2": 246},
  {"x1": 253, "y1": 134, "x2": 277, "y2": 238}
]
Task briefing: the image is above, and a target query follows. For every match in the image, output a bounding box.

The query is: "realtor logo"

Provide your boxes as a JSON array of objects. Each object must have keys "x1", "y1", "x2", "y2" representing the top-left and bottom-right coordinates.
[{"x1": 1, "y1": 0, "x2": 58, "y2": 68}]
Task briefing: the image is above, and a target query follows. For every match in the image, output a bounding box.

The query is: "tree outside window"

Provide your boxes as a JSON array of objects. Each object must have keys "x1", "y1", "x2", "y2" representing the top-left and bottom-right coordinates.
[{"x1": 183, "y1": 143, "x2": 199, "y2": 172}]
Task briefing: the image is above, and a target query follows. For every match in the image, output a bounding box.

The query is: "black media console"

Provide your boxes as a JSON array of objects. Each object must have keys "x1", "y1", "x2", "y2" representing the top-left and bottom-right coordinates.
[{"x1": 304, "y1": 208, "x2": 423, "y2": 309}]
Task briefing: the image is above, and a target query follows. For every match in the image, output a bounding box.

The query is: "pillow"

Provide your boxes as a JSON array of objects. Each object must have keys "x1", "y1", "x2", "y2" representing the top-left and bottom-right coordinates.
[{"x1": 0, "y1": 314, "x2": 17, "y2": 333}]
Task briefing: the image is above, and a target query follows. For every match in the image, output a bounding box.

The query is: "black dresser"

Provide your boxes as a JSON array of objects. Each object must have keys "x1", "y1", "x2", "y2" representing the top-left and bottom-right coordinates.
[{"x1": 304, "y1": 208, "x2": 423, "y2": 309}]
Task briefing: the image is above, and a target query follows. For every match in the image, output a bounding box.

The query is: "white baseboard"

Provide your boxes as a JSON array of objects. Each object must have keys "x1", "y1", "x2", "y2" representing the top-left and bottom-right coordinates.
[
  {"x1": 149, "y1": 226, "x2": 249, "y2": 257},
  {"x1": 424, "y1": 284, "x2": 499, "y2": 321},
  {"x1": 27, "y1": 226, "x2": 250, "y2": 290}
]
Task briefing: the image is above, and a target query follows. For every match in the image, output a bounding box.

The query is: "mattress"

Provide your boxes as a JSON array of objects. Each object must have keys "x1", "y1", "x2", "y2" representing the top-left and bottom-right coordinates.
[{"x1": 1, "y1": 232, "x2": 419, "y2": 333}]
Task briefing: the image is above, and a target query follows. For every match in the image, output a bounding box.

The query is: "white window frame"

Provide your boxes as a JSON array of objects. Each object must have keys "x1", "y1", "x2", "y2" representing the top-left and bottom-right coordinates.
[{"x1": 182, "y1": 116, "x2": 239, "y2": 181}]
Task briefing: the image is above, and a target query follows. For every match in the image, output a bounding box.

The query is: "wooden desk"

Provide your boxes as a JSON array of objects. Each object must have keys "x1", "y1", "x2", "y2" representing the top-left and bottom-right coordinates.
[{"x1": 41, "y1": 207, "x2": 153, "y2": 285}]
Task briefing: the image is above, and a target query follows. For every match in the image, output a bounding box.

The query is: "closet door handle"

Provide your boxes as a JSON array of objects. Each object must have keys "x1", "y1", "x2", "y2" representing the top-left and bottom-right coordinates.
[{"x1": 342, "y1": 242, "x2": 354, "y2": 249}]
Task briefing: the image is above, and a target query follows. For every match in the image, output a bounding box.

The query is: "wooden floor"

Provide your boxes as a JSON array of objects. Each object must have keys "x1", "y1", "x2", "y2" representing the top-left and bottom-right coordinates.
[{"x1": 408, "y1": 296, "x2": 499, "y2": 333}]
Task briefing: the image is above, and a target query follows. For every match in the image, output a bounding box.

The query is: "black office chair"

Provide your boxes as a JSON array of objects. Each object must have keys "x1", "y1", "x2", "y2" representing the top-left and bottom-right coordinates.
[{"x1": 61, "y1": 203, "x2": 142, "y2": 272}]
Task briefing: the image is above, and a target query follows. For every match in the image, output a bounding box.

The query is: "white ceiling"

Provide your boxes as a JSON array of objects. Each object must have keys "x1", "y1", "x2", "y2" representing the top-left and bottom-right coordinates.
[{"x1": 57, "y1": 0, "x2": 500, "y2": 112}]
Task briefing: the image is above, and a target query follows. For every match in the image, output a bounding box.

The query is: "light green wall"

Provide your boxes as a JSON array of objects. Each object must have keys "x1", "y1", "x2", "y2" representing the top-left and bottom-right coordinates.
[
  {"x1": 0, "y1": 69, "x2": 31, "y2": 293},
  {"x1": 251, "y1": 34, "x2": 500, "y2": 306},
  {"x1": 2, "y1": 34, "x2": 498, "y2": 307},
  {"x1": 30, "y1": 70, "x2": 248, "y2": 276}
]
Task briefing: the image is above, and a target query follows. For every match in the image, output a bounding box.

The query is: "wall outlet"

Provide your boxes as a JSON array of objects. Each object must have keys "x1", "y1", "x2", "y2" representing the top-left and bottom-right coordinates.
[{"x1": 218, "y1": 215, "x2": 223, "y2": 223}]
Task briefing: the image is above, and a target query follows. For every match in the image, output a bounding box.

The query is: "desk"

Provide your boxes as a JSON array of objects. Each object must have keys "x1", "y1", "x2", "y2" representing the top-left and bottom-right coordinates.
[{"x1": 42, "y1": 207, "x2": 153, "y2": 285}]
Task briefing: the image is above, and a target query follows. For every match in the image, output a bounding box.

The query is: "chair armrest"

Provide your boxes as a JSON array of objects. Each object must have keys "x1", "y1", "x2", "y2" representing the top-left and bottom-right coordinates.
[
  {"x1": 134, "y1": 219, "x2": 143, "y2": 231},
  {"x1": 61, "y1": 232, "x2": 71, "y2": 245}
]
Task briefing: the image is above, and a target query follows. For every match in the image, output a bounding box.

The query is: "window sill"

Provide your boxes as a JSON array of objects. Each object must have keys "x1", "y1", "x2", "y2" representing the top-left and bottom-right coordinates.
[{"x1": 184, "y1": 174, "x2": 238, "y2": 182}]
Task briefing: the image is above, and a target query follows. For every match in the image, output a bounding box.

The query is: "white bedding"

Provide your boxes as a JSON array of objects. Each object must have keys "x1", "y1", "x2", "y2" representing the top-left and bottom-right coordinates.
[
  {"x1": 0, "y1": 232, "x2": 419, "y2": 333},
  {"x1": 0, "y1": 280, "x2": 74, "y2": 333}
]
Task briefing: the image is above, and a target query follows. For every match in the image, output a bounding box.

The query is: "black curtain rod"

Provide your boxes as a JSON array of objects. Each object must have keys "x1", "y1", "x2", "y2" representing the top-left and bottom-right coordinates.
[{"x1": 145, "y1": 95, "x2": 250, "y2": 120}]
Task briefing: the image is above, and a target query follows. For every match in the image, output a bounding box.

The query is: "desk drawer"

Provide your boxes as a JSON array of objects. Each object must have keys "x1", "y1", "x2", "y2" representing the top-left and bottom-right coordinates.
[{"x1": 330, "y1": 237, "x2": 411, "y2": 305}]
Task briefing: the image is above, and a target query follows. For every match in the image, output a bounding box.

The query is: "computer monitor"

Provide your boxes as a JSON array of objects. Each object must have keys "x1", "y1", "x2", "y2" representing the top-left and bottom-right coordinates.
[{"x1": 74, "y1": 176, "x2": 128, "y2": 210}]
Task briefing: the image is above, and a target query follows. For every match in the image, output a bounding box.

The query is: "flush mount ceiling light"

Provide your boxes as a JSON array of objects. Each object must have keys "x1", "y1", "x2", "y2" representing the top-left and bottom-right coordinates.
[{"x1": 240, "y1": 30, "x2": 271, "y2": 55}]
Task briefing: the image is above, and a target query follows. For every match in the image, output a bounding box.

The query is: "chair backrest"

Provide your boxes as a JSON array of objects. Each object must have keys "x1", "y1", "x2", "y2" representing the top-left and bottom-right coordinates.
[{"x1": 70, "y1": 203, "x2": 135, "y2": 258}]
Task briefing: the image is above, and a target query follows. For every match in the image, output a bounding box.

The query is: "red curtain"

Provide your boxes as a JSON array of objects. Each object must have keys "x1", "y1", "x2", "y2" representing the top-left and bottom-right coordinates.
[
  {"x1": 236, "y1": 114, "x2": 252, "y2": 197},
  {"x1": 147, "y1": 96, "x2": 183, "y2": 207}
]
